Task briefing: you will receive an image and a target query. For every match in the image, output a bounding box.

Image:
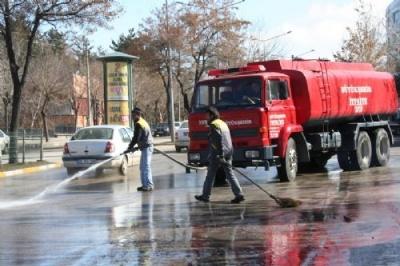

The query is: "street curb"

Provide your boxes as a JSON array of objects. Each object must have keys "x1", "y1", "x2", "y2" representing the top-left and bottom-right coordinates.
[{"x1": 0, "y1": 163, "x2": 63, "y2": 178}]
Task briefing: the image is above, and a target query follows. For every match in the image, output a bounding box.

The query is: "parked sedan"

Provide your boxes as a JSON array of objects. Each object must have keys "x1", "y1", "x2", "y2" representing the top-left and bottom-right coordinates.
[
  {"x1": 0, "y1": 129, "x2": 9, "y2": 154},
  {"x1": 62, "y1": 125, "x2": 135, "y2": 176},
  {"x1": 174, "y1": 120, "x2": 189, "y2": 152},
  {"x1": 153, "y1": 121, "x2": 183, "y2": 137},
  {"x1": 153, "y1": 122, "x2": 170, "y2": 136}
]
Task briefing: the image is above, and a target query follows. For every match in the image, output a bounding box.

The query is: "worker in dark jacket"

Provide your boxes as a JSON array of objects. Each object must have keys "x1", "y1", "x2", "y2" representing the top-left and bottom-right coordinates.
[
  {"x1": 195, "y1": 106, "x2": 245, "y2": 203},
  {"x1": 126, "y1": 107, "x2": 154, "y2": 191}
]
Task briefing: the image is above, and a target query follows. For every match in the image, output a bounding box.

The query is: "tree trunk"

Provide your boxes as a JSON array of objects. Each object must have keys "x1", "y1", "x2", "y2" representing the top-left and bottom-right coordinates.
[
  {"x1": 41, "y1": 111, "x2": 49, "y2": 142},
  {"x1": 8, "y1": 83, "x2": 23, "y2": 164},
  {"x1": 41, "y1": 96, "x2": 50, "y2": 142}
]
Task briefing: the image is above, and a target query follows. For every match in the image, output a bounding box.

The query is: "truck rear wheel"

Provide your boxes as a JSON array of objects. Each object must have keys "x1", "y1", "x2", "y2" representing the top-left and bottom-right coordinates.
[
  {"x1": 371, "y1": 128, "x2": 390, "y2": 167},
  {"x1": 356, "y1": 131, "x2": 372, "y2": 170},
  {"x1": 278, "y1": 138, "x2": 298, "y2": 182},
  {"x1": 338, "y1": 131, "x2": 371, "y2": 171}
]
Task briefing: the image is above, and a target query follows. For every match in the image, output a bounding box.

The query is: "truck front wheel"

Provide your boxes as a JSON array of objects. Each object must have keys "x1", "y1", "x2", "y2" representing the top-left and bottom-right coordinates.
[
  {"x1": 371, "y1": 128, "x2": 390, "y2": 167},
  {"x1": 278, "y1": 138, "x2": 298, "y2": 182}
]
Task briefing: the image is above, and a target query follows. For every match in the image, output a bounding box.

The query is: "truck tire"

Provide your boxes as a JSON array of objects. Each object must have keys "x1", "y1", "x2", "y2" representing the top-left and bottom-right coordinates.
[
  {"x1": 338, "y1": 131, "x2": 371, "y2": 171},
  {"x1": 356, "y1": 131, "x2": 372, "y2": 170},
  {"x1": 278, "y1": 138, "x2": 298, "y2": 182},
  {"x1": 371, "y1": 128, "x2": 390, "y2": 167}
]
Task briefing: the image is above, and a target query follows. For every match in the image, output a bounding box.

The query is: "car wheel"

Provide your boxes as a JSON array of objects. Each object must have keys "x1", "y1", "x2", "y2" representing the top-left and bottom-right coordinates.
[
  {"x1": 119, "y1": 156, "x2": 128, "y2": 176},
  {"x1": 175, "y1": 146, "x2": 181, "y2": 152},
  {"x1": 66, "y1": 168, "x2": 76, "y2": 176}
]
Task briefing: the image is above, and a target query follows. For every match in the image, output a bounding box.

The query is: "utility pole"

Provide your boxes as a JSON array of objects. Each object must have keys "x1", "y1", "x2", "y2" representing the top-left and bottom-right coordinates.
[
  {"x1": 166, "y1": 0, "x2": 175, "y2": 142},
  {"x1": 86, "y1": 49, "x2": 92, "y2": 126}
]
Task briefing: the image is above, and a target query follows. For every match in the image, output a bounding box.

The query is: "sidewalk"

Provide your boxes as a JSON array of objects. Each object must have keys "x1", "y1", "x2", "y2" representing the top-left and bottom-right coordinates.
[{"x1": 0, "y1": 136, "x2": 172, "y2": 178}]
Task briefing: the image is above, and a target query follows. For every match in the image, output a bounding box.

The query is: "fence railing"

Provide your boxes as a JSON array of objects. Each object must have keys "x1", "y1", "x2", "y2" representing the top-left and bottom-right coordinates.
[{"x1": 1, "y1": 129, "x2": 44, "y2": 164}]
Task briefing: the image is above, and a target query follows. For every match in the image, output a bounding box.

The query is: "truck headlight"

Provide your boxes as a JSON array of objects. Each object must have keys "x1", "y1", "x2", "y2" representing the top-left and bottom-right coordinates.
[
  {"x1": 245, "y1": 150, "x2": 259, "y2": 159},
  {"x1": 189, "y1": 153, "x2": 201, "y2": 161}
]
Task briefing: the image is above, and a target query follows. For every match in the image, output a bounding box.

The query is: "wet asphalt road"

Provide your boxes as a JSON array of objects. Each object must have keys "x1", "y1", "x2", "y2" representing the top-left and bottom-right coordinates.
[{"x1": 1, "y1": 140, "x2": 400, "y2": 265}]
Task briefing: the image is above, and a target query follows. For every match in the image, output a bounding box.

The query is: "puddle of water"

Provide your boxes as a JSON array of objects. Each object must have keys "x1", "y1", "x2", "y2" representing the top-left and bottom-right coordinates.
[{"x1": 0, "y1": 157, "x2": 116, "y2": 209}]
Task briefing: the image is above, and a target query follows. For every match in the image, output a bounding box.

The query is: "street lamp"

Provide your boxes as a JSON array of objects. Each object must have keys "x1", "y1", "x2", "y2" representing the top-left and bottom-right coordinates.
[
  {"x1": 176, "y1": 0, "x2": 245, "y2": 9},
  {"x1": 292, "y1": 49, "x2": 315, "y2": 60},
  {"x1": 86, "y1": 49, "x2": 92, "y2": 126},
  {"x1": 165, "y1": 0, "x2": 175, "y2": 142},
  {"x1": 252, "y1": 30, "x2": 292, "y2": 60}
]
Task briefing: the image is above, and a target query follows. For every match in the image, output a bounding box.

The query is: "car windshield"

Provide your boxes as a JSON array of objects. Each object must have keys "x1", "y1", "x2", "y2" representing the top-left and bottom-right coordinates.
[
  {"x1": 180, "y1": 121, "x2": 188, "y2": 128},
  {"x1": 73, "y1": 128, "x2": 113, "y2": 140},
  {"x1": 192, "y1": 77, "x2": 262, "y2": 110}
]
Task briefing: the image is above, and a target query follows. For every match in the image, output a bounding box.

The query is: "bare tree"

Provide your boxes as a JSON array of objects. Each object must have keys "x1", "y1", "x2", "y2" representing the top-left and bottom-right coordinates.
[
  {"x1": 0, "y1": 0, "x2": 121, "y2": 163},
  {"x1": 333, "y1": 0, "x2": 387, "y2": 70},
  {"x1": 29, "y1": 46, "x2": 73, "y2": 141},
  {"x1": 138, "y1": 0, "x2": 250, "y2": 116}
]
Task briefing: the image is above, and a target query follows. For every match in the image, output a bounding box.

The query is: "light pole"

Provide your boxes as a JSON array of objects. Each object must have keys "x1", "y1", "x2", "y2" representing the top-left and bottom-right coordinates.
[
  {"x1": 252, "y1": 30, "x2": 292, "y2": 60},
  {"x1": 166, "y1": 0, "x2": 175, "y2": 142},
  {"x1": 86, "y1": 49, "x2": 92, "y2": 126},
  {"x1": 292, "y1": 49, "x2": 315, "y2": 60}
]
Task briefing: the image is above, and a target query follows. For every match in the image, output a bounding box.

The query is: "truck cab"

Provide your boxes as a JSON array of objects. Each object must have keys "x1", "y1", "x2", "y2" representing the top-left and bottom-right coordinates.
[{"x1": 187, "y1": 65, "x2": 300, "y2": 183}]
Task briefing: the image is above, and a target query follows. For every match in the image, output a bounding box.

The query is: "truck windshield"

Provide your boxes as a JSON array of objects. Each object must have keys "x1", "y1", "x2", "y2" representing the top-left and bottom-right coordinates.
[{"x1": 192, "y1": 77, "x2": 263, "y2": 110}]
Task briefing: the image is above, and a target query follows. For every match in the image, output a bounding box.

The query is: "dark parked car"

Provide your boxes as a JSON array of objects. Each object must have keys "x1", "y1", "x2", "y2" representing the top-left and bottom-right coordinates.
[
  {"x1": 153, "y1": 122, "x2": 170, "y2": 136},
  {"x1": 153, "y1": 122, "x2": 183, "y2": 137}
]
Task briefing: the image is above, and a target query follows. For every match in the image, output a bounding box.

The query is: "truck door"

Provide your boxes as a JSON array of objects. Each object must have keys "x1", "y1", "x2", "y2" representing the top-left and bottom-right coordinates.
[{"x1": 266, "y1": 78, "x2": 295, "y2": 139}]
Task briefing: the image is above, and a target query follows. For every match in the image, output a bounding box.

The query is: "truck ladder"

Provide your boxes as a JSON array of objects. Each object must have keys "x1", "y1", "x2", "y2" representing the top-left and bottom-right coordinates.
[{"x1": 318, "y1": 61, "x2": 332, "y2": 149}]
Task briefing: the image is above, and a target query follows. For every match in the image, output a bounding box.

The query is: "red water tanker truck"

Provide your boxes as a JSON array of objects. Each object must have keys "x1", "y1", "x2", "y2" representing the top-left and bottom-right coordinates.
[{"x1": 187, "y1": 59, "x2": 399, "y2": 182}]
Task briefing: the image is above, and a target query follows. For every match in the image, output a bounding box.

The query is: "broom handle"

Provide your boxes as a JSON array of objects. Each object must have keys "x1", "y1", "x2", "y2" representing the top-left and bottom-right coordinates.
[{"x1": 231, "y1": 166, "x2": 277, "y2": 200}]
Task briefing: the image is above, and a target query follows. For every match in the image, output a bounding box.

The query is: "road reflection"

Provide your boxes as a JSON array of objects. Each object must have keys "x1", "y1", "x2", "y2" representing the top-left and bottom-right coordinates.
[{"x1": 107, "y1": 158, "x2": 400, "y2": 265}]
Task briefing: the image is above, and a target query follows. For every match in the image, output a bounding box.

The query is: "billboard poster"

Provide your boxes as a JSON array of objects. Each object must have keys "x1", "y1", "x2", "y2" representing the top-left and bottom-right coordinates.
[
  {"x1": 107, "y1": 101, "x2": 130, "y2": 126},
  {"x1": 106, "y1": 62, "x2": 129, "y2": 101}
]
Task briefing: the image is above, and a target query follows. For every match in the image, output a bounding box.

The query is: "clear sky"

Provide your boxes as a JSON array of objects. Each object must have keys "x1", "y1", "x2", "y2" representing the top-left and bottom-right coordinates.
[{"x1": 89, "y1": 0, "x2": 394, "y2": 60}]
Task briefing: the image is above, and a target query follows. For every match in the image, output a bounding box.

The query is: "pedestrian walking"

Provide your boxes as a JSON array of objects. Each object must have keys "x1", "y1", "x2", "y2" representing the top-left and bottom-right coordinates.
[
  {"x1": 125, "y1": 107, "x2": 154, "y2": 191},
  {"x1": 195, "y1": 106, "x2": 245, "y2": 203}
]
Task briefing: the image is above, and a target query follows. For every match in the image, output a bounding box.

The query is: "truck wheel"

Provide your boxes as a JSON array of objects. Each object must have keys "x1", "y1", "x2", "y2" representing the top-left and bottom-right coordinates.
[
  {"x1": 339, "y1": 131, "x2": 371, "y2": 171},
  {"x1": 278, "y1": 138, "x2": 298, "y2": 182},
  {"x1": 356, "y1": 131, "x2": 372, "y2": 170},
  {"x1": 371, "y1": 128, "x2": 390, "y2": 167}
]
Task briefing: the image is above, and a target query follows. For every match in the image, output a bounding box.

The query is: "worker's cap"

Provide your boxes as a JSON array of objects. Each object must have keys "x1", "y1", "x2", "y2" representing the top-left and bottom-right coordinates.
[{"x1": 132, "y1": 107, "x2": 142, "y2": 115}]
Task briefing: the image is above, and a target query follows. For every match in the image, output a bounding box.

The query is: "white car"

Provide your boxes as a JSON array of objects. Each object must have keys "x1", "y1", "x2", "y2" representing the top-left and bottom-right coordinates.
[
  {"x1": 174, "y1": 120, "x2": 189, "y2": 152},
  {"x1": 62, "y1": 125, "x2": 135, "y2": 176},
  {"x1": 0, "y1": 129, "x2": 9, "y2": 154}
]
